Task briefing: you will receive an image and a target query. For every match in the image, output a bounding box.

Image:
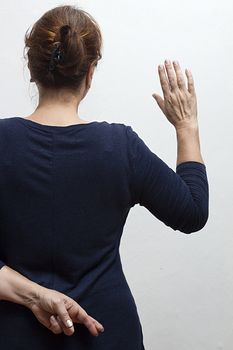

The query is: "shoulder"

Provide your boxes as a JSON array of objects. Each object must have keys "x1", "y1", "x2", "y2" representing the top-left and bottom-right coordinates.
[
  {"x1": 0, "y1": 117, "x2": 16, "y2": 138},
  {"x1": 98, "y1": 120, "x2": 132, "y2": 142},
  {"x1": 0, "y1": 117, "x2": 11, "y2": 128},
  {"x1": 101, "y1": 120, "x2": 128, "y2": 132},
  {"x1": 99, "y1": 122, "x2": 149, "y2": 157},
  {"x1": 0, "y1": 116, "x2": 19, "y2": 131},
  {"x1": 101, "y1": 120, "x2": 136, "y2": 140}
]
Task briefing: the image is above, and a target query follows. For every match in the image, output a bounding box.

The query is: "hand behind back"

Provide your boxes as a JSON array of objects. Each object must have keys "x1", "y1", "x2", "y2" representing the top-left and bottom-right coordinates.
[{"x1": 27, "y1": 285, "x2": 104, "y2": 337}]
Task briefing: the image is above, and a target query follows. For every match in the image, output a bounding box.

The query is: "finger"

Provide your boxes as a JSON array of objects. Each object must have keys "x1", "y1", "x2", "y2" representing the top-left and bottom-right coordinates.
[
  {"x1": 49, "y1": 315, "x2": 63, "y2": 334},
  {"x1": 164, "y1": 59, "x2": 177, "y2": 90},
  {"x1": 185, "y1": 69, "x2": 196, "y2": 95},
  {"x1": 172, "y1": 61, "x2": 186, "y2": 90},
  {"x1": 88, "y1": 315, "x2": 105, "y2": 333},
  {"x1": 74, "y1": 306, "x2": 99, "y2": 337},
  {"x1": 83, "y1": 314, "x2": 100, "y2": 337},
  {"x1": 69, "y1": 302, "x2": 104, "y2": 336},
  {"x1": 31, "y1": 304, "x2": 53, "y2": 330},
  {"x1": 152, "y1": 93, "x2": 165, "y2": 114},
  {"x1": 53, "y1": 300, "x2": 74, "y2": 331},
  {"x1": 56, "y1": 315, "x2": 75, "y2": 336},
  {"x1": 158, "y1": 65, "x2": 170, "y2": 98}
]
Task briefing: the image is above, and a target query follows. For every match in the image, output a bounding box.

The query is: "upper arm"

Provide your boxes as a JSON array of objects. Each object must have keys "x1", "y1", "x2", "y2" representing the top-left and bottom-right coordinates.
[{"x1": 125, "y1": 125, "x2": 209, "y2": 233}]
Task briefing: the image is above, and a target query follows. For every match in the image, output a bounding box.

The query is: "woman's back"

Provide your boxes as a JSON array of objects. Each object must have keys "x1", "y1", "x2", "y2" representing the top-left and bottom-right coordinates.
[
  {"x1": 0, "y1": 116, "x2": 208, "y2": 349},
  {"x1": 0, "y1": 117, "x2": 133, "y2": 295}
]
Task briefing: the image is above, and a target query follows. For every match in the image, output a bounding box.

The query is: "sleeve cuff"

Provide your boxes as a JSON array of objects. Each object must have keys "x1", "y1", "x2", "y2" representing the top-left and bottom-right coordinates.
[{"x1": 176, "y1": 161, "x2": 206, "y2": 171}]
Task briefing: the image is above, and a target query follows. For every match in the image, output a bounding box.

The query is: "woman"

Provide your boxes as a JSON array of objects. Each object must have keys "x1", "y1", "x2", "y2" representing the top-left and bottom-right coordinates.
[{"x1": 0, "y1": 4, "x2": 209, "y2": 350}]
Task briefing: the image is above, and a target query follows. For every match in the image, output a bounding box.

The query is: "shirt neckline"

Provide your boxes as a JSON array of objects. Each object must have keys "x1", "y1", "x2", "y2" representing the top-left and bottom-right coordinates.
[{"x1": 13, "y1": 117, "x2": 103, "y2": 132}]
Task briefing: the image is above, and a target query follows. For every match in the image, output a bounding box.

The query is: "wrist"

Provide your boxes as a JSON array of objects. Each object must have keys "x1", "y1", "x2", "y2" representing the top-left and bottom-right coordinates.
[
  {"x1": 175, "y1": 123, "x2": 204, "y2": 166},
  {"x1": 175, "y1": 123, "x2": 199, "y2": 134},
  {"x1": 25, "y1": 283, "x2": 45, "y2": 310},
  {"x1": 0, "y1": 265, "x2": 45, "y2": 309}
]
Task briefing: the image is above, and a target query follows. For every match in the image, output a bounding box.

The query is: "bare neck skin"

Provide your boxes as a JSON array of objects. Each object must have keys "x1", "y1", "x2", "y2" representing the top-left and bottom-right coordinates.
[{"x1": 25, "y1": 64, "x2": 95, "y2": 126}]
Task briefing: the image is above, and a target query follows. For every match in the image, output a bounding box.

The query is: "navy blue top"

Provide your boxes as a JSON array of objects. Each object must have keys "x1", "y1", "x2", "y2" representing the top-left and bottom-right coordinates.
[{"x1": 0, "y1": 117, "x2": 209, "y2": 350}]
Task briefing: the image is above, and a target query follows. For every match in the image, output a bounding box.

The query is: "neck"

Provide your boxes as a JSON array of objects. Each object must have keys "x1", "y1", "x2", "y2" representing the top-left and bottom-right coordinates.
[{"x1": 26, "y1": 86, "x2": 89, "y2": 125}]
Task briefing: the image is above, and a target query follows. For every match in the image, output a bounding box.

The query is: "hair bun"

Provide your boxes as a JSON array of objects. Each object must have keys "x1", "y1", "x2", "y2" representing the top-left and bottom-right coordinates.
[
  {"x1": 60, "y1": 25, "x2": 71, "y2": 42},
  {"x1": 25, "y1": 5, "x2": 102, "y2": 90}
]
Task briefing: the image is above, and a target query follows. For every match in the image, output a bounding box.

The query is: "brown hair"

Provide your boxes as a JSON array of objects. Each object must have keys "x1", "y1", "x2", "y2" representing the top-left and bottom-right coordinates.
[{"x1": 24, "y1": 5, "x2": 103, "y2": 92}]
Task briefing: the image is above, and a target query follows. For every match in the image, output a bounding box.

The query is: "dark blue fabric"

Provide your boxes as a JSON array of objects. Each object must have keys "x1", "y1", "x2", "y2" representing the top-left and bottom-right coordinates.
[
  {"x1": 126, "y1": 126, "x2": 209, "y2": 233},
  {"x1": 0, "y1": 117, "x2": 209, "y2": 349}
]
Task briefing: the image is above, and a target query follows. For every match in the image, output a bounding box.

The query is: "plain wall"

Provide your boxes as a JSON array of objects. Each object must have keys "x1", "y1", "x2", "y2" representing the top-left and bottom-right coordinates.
[{"x1": 0, "y1": 1, "x2": 232, "y2": 349}]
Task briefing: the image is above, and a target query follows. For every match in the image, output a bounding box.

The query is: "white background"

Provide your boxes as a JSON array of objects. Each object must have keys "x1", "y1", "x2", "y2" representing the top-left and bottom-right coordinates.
[{"x1": 0, "y1": 1, "x2": 232, "y2": 349}]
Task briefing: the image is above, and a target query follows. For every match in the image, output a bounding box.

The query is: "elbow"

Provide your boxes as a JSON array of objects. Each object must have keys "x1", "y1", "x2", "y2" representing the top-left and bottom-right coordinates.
[
  {"x1": 176, "y1": 206, "x2": 209, "y2": 234},
  {"x1": 181, "y1": 215, "x2": 208, "y2": 234}
]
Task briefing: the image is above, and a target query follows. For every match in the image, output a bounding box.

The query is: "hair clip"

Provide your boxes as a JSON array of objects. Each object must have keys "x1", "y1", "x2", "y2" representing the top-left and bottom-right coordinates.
[{"x1": 48, "y1": 41, "x2": 64, "y2": 72}]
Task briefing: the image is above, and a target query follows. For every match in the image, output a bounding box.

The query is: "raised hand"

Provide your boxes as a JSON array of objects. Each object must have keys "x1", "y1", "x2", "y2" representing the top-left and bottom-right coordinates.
[{"x1": 152, "y1": 60, "x2": 198, "y2": 131}]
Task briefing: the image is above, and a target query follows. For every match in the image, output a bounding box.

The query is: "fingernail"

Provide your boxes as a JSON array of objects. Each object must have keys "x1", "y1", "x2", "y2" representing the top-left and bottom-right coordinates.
[
  {"x1": 50, "y1": 315, "x2": 56, "y2": 322},
  {"x1": 66, "y1": 319, "x2": 73, "y2": 328},
  {"x1": 165, "y1": 59, "x2": 170, "y2": 64},
  {"x1": 159, "y1": 65, "x2": 163, "y2": 70}
]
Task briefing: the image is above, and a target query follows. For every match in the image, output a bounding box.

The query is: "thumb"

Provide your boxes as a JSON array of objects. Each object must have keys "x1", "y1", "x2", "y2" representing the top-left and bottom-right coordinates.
[{"x1": 152, "y1": 93, "x2": 165, "y2": 113}]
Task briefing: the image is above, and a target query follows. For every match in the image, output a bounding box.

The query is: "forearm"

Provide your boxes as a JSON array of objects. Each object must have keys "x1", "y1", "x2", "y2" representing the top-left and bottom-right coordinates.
[
  {"x1": 0, "y1": 265, "x2": 42, "y2": 309},
  {"x1": 176, "y1": 125, "x2": 204, "y2": 167}
]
